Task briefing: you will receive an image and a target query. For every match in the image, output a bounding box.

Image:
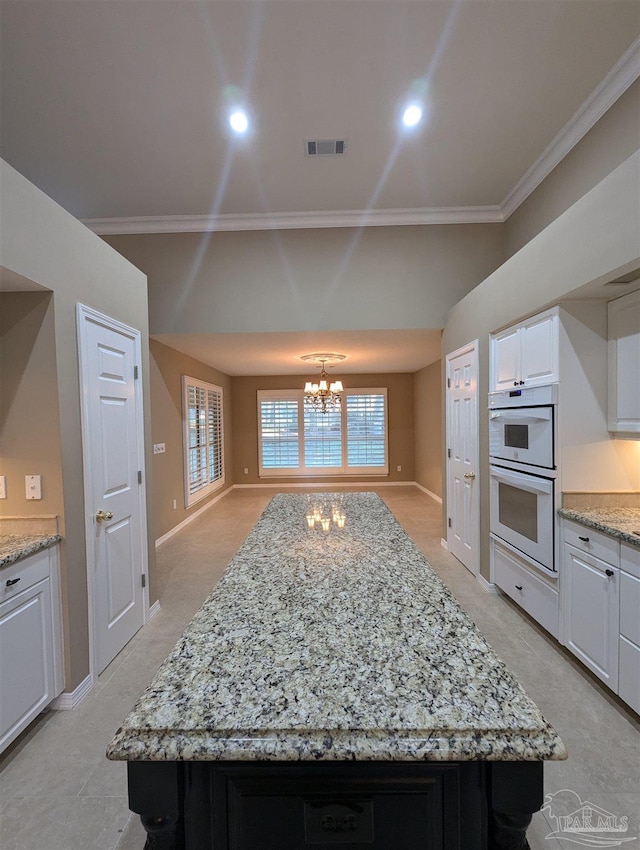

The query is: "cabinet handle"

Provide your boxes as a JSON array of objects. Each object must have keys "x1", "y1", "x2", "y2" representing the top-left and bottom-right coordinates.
[
  {"x1": 515, "y1": 584, "x2": 523, "y2": 591},
  {"x1": 578, "y1": 536, "x2": 589, "y2": 542},
  {"x1": 6, "y1": 577, "x2": 21, "y2": 587},
  {"x1": 513, "y1": 381, "x2": 518, "y2": 387},
  {"x1": 605, "y1": 569, "x2": 614, "y2": 577},
  {"x1": 519, "y1": 380, "x2": 525, "y2": 385}
]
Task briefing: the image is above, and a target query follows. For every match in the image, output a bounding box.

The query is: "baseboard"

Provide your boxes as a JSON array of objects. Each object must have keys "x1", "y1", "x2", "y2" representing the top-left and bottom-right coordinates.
[
  {"x1": 235, "y1": 481, "x2": 419, "y2": 489},
  {"x1": 50, "y1": 673, "x2": 93, "y2": 710},
  {"x1": 440, "y1": 538, "x2": 449, "y2": 551},
  {"x1": 477, "y1": 573, "x2": 499, "y2": 595},
  {"x1": 155, "y1": 486, "x2": 233, "y2": 547},
  {"x1": 148, "y1": 600, "x2": 161, "y2": 620},
  {"x1": 413, "y1": 482, "x2": 443, "y2": 504}
]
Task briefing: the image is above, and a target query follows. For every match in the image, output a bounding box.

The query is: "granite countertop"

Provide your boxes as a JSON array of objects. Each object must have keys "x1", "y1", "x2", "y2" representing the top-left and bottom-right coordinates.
[
  {"x1": 107, "y1": 493, "x2": 566, "y2": 764},
  {"x1": 558, "y1": 506, "x2": 640, "y2": 548},
  {"x1": 0, "y1": 534, "x2": 61, "y2": 569}
]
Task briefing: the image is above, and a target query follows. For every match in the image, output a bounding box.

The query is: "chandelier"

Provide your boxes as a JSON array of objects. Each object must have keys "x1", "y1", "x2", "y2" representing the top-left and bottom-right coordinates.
[{"x1": 301, "y1": 353, "x2": 345, "y2": 414}]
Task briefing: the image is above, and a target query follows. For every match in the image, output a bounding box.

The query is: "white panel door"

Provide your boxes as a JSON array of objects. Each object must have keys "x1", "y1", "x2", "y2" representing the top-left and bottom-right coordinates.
[
  {"x1": 78, "y1": 306, "x2": 147, "y2": 675},
  {"x1": 447, "y1": 342, "x2": 479, "y2": 575}
]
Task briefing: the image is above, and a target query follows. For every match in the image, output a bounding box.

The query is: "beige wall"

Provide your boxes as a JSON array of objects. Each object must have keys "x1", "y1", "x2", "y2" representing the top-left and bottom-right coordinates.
[
  {"x1": 0, "y1": 292, "x2": 63, "y2": 515},
  {"x1": 150, "y1": 339, "x2": 234, "y2": 540},
  {"x1": 442, "y1": 152, "x2": 640, "y2": 579},
  {"x1": 0, "y1": 159, "x2": 152, "y2": 691},
  {"x1": 231, "y1": 373, "x2": 414, "y2": 486},
  {"x1": 413, "y1": 359, "x2": 442, "y2": 500},
  {"x1": 105, "y1": 224, "x2": 506, "y2": 336},
  {"x1": 506, "y1": 79, "x2": 640, "y2": 257}
]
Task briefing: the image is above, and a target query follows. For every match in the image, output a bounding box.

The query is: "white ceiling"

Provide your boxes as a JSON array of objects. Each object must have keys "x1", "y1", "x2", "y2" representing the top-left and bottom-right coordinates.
[
  {"x1": 1, "y1": 1, "x2": 638, "y2": 374},
  {"x1": 154, "y1": 328, "x2": 443, "y2": 376}
]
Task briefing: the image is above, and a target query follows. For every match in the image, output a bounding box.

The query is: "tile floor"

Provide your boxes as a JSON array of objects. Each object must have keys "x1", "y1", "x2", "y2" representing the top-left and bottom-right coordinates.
[{"x1": 1, "y1": 486, "x2": 638, "y2": 849}]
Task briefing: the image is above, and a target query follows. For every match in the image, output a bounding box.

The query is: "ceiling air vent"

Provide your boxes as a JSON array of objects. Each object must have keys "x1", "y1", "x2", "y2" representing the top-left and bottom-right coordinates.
[{"x1": 305, "y1": 139, "x2": 346, "y2": 157}]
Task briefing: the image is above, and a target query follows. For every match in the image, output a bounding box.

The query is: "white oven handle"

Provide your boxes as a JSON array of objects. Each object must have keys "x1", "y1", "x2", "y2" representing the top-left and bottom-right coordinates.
[
  {"x1": 490, "y1": 465, "x2": 553, "y2": 495},
  {"x1": 489, "y1": 409, "x2": 552, "y2": 424}
]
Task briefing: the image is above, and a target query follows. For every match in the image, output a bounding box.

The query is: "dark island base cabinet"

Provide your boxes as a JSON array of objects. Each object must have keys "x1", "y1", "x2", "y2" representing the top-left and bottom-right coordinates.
[{"x1": 127, "y1": 760, "x2": 543, "y2": 850}]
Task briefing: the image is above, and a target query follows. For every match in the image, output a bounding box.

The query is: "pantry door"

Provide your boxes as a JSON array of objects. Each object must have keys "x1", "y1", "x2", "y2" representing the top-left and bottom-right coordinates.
[
  {"x1": 446, "y1": 341, "x2": 479, "y2": 576},
  {"x1": 77, "y1": 305, "x2": 148, "y2": 676}
]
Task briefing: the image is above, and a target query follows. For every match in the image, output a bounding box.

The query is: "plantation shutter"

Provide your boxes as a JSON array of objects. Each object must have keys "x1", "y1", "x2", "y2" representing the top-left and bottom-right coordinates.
[
  {"x1": 259, "y1": 397, "x2": 300, "y2": 469},
  {"x1": 346, "y1": 393, "x2": 386, "y2": 467},
  {"x1": 183, "y1": 377, "x2": 224, "y2": 506}
]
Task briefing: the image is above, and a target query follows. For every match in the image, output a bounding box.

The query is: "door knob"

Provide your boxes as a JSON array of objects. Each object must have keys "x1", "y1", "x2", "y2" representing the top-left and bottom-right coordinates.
[
  {"x1": 96, "y1": 510, "x2": 114, "y2": 522},
  {"x1": 463, "y1": 472, "x2": 476, "y2": 480}
]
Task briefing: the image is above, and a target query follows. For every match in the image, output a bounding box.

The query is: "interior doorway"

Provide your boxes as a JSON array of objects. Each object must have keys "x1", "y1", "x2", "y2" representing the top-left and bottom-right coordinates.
[
  {"x1": 446, "y1": 341, "x2": 479, "y2": 576},
  {"x1": 76, "y1": 304, "x2": 149, "y2": 676}
]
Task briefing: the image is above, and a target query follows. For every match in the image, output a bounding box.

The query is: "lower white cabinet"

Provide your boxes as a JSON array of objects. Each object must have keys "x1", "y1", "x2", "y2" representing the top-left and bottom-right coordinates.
[
  {"x1": 618, "y1": 542, "x2": 640, "y2": 713},
  {"x1": 0, "y1": 545, "x2": 64, "y2": 753},
  {"x1": 491, "y1": 537, "x2": 559, "y2": 639},
  {"x1": 561, "y1": 519, "x2": 640, "y2": 713},
  {"x1": 562, "y1": 544, "x2": 619, "y2": 690}
]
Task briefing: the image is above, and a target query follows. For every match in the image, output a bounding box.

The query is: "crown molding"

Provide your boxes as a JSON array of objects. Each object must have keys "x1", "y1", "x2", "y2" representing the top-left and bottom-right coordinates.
[
  {"x1": 84, "y1": 37, "x2": 640, "y2": 237},
  {"x1": 83, "y1": 206, "x2": 504, "y2": 235},
  {"x1": 501, "y1": 35, "x2": 640, "y2": 219}
]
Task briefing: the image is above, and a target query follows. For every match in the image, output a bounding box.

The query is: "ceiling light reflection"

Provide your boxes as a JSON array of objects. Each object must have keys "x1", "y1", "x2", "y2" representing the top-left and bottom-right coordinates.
[
  {"x1": 402, "y1": 104, "x2": 423, "y2": 128},
  {"x1": 229, "y1": 109, "x2": 249, "y2": 134}
]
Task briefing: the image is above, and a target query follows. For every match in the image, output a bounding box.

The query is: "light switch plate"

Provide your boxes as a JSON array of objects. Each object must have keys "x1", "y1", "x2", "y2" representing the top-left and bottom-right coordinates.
[
  {"x1": 25, "y1": 474, "x2": 42, "y2": 500},
  {"x1": 0, "y1": 475, "x2": 6, "y2": 499},
  {"x1": 153, "y1": 443, "x2": 166, "y2": 455}
]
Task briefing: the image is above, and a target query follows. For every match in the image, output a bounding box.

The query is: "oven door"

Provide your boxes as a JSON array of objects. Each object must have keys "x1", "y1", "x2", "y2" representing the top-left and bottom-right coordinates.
[
  {"x1": 488, "y1": 405, "x2": 554, "y2": 469},
  {"x1": 489, "y1": 464, "x2": 554, "y2": 570}
]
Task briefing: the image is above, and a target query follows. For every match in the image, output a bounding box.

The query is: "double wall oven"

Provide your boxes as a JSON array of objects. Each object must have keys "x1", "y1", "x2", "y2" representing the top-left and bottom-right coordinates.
[{"x1": 489, "y1": 384, "x2": 558, "y2": 575}]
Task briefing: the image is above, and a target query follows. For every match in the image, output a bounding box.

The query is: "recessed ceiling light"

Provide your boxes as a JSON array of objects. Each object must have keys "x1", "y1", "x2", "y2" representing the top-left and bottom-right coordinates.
[
  {"x1": 229, "y1": 109, "x2": 249, "y2": 134},
  {"x1": 402, "y1": 104, "x2": 423, "y2": 128}
]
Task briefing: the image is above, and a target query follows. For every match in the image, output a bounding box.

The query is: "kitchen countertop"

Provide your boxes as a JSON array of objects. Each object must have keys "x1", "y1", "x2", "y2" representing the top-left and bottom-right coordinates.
[
  {"x1": 107, "y1": 492, "x2": 566, "y2": 764},
  {"x1": 0, "y1": 533, "x2": 61, "y2": 569},
  {"x1": 558, "y1": 506, "x2": 640, "y2": 548}
]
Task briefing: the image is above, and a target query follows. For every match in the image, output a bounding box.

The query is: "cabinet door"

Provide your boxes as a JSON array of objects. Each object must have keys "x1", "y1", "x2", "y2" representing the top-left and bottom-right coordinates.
[
  {"x1": 0, "y1": 578, "x2": 55, "y2": 753},
  {"x1": 491, "y1": 326, "x2": 521, "y2": 391},
  {"x1": 562, "y1": 544, "x2": 619, "y2": 690},
  {"x1": 607, "y1": 289, "x2": 640, "y2": 433},
  {"x1": 520, "y1": 311, "x2": 558, "y2": 387},
  {"x1": 619, "y1": 636, "x2": 640, "y2": 714}
]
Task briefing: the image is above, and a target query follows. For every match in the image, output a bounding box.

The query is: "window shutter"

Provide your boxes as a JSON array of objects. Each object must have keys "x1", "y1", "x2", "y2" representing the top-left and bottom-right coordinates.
[
  {"x1": 346, "y1": 393, "x2": 386, "y2": 467},
  {"x1": 304, "y1": 406, "x2": 342, "y2": 467},
  {"x1": 260, "y1": 398, "x2": 300, "y2": 468},
  {"x1": 183, "y1": 378, "x2": 224, "y2": 505}
]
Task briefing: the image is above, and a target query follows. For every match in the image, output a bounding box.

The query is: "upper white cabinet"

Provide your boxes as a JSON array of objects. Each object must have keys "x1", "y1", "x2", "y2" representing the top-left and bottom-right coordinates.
[
  {"x1": 607, "y1": 289, "x2": 640, "y2": 434},
  {"x1": 490, "y1": 308, "x2": 559, "y2": 392}
]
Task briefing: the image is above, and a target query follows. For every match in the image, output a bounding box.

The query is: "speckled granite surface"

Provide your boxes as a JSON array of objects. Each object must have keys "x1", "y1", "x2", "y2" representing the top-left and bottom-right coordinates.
[
  {"x1": 107, "y1": 493, "x2": 566, "y2": 763},
  {"x1": 0, "y1": 534, "x2": 61, "y2": 569},
  {"x1": 558, "y1": 507, "x2": 640, "y2": 548}
]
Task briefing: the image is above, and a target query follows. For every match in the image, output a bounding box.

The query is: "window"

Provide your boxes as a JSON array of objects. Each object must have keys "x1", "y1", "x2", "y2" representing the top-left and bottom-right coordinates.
[
  {"x1": 257, "y1": 388, "x2": 388, "y2": 477},
  {"x1": 183, "y1": 377, "x2": 224, "y2": 506}
]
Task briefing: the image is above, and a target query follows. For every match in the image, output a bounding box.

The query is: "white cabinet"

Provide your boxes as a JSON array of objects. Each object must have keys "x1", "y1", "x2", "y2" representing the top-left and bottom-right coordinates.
[
  {"x1": 562, "y1": 541, "x2": 619, "y2": 690},
  {"x1": 491, "y1": 538, "x2": 559, "y2": 639},
  {"x1": 618, "y1": 542, "x2": 640, "y2": 713},
  {"x1": 490, "y1": 308, "x2": 559, "y2": 392},
  {"x1": 0, "y1": 545, "x2": 64, "y2": 753},
  {"x1": 607, "y1": 289, "x2": 640, "y2": 433},
  {"x1": 561, "y1": 518, "x2": 640, "y2": 712}
]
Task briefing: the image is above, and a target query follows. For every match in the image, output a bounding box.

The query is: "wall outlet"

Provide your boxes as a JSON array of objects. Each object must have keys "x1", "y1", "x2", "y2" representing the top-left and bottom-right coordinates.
[
  {"x1": 396, "y1": 465, "x2": 402, "y2": 472},
  {"x1": 243, "y1": 467, "x2": 249, "y2": 475},
  {"x1": 0, "y1": 476, "x2": 6, "y2": 499},
  {"x1": 172, "y1": 499, "x2": 177, "y2": 510},
  {"x1": 153, "y1": 443, "x2": 166, "y2": 455},
  {"x1": 25, "y1": 474, "x2": 42, "y2": 500}
]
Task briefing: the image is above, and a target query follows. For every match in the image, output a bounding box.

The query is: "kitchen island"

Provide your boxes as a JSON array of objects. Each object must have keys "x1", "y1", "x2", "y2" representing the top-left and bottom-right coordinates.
[{"x1": 108, "y1": 493, "x2": 566, "y2": 849}]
